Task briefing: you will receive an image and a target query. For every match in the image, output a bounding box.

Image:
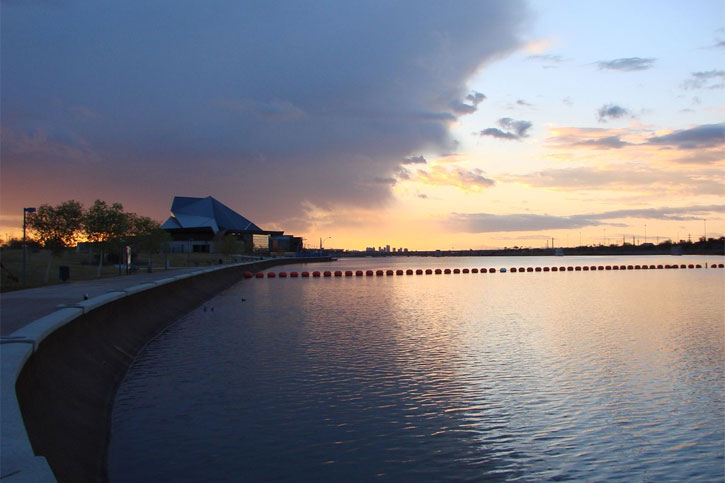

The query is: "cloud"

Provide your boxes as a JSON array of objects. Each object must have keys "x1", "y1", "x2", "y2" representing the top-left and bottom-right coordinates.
[
  {"x1": 597, "y1": 104, "x2": 632, "y2": 122},
  {"x1": 465, "y1": 91, "x2": 486, "y2": 105},
  {"x1": 222, "y1": 99, "x2": 305, "y2": 121},
  {"x1": 597, "y1": 57, "x2": 656, "y2": 71},
  {"x1": 446, "y1": 205, "x2": 725, "y2": 233},
  {"x1": 516, "y1": 99, "x2": 533, "y2": 107},
  {"x1": 647, "y1": 123, "x2": 724, "y2": 149},
  {"x1": 402, "y1": 155, "x2": 427, "y2": 165},
  {"x1": 545, "y1": 126, "x2": 637, "y2": 150},
  {"x1": 0, "y1": 1, "x2": 529, "y2": 228},
  {"x1": 415, "y1": 165, "x2": 494, "y2": 192},
  {"x1": 507, "y1": 165, "x2": 724, "y2": 195},
  {"x1": 526, "y1": 54, "x2": 564, "y2": 63},
  {"x1": 681, "y1": 70, "x2": 725, "y2": 90},
  {"x1": 479, "y1": 117, "x2": 532, "y2": 141},
  {"x1": 479, "y1": 128, "x2": 519, "y2": 140}
]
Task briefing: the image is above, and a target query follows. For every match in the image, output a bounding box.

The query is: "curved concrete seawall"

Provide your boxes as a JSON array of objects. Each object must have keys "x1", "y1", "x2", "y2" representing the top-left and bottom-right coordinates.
[{"x1": 2, "y1": 257, "x2": 329, "y2": 482}]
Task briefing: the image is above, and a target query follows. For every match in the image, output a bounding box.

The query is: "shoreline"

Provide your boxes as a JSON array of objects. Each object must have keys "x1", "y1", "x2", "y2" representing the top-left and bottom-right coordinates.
[{"x1": 2, "y1": 257, "x2": 331, "y2": 482}]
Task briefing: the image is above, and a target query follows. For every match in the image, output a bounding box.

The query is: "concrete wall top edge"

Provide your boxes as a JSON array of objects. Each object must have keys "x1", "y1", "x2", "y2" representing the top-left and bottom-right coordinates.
[
  {"x1": 3, "y1": 257, "x2": 324, "y2": 481},
  {"x1": 10, "y1": 308, "x2": 84, "y2": 348},
  {"x1": 72, "y1": 291, "x2": 126, "y2": 313},
  {"x1": 122, "y1": 283, "x2": 157, "y2": 295},
  {"x1": 0, "y1": 344, "x2": 55, "y2": 481}
]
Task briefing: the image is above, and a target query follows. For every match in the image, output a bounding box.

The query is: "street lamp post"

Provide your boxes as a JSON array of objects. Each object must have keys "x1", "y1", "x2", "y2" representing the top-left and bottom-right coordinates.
[
  {"x1": 22, "y1": 207, "x2": 36, "y2": 286},
  {"x1": 319, "y1": 236, "x2": 331, "y2": 255}
]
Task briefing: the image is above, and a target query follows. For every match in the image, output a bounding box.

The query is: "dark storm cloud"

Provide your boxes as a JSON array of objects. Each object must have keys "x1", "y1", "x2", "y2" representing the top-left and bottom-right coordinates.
[
  {"x1": 446, "y1": 205, "x2": 725, "y2": 233},
  {"x1": 402, "y1": 155, "x2": 427, "y2": 165},
  {"x1": 597, "y1": 57, "x2": 656, "y2": 71},
  {"x1": 597, "y1": 104, "x2": 632, "y2": 122},
  {"x1": 0, "y1": 1, "x2": 529, "y2": 226},
  {"x1": 479, "y1": 118, "x2": 532, "y2": 141},
  {"x1": 647, "y1": 123, "x2": 725, "y2": 149}
]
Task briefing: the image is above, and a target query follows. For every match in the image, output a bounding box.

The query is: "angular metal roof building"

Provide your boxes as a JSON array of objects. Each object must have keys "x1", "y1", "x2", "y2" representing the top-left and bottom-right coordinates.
[{"x1": 162, "y1": 196, "x2": 265, "y2": 234}]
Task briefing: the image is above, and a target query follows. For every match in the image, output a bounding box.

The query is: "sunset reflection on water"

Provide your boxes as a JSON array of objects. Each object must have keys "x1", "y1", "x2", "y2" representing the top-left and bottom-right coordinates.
[{"x1": 111, "y1": 256, "x2": 724, "y2": 481}]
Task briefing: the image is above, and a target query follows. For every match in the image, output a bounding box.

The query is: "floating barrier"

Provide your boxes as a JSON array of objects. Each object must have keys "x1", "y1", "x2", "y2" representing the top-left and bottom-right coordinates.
[{"x1": 251, "y1": 262, "x2": 721, "y2": 280}]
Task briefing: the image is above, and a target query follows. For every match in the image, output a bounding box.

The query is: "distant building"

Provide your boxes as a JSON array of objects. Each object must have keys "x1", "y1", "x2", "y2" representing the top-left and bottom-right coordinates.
[{"x1": 161, "y1": 196, "x2": 282, "y2": 254}]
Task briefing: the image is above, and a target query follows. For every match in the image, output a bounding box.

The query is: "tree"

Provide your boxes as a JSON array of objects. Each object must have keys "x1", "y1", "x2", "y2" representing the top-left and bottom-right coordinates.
[
  {"x1": 27, "y1": 201, "x2": 84, "y2": 252},
  {"x1": 27, "y1": 200, "x2": 84, "y2": 282},
  {"x1": 83, "y1": 200, "x2": 132, "y2": 275},
  {"x1": 213, "y1": 232, "x2": 243, "y2": 262},
  {"x1": 129, "y1": 215, "x2": 171, "y2": 270}
]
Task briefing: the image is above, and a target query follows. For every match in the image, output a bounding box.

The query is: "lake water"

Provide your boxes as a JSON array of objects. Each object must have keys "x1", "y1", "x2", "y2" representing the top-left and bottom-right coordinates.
[{"x1": 110, "y1": 256, "x2": 724, "y2": 481}]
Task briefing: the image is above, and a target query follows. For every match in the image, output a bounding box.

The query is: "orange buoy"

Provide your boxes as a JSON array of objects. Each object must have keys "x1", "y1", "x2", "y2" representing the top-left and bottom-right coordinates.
[
  {"x1": 480, "y1": 268, "x2": 488, "y2": 273},
  {"x1": 312, "y1": 271, "x2": 321, "y2": 277},
  {"x1": 519, "y1": 267, "x2": 526, "y2": 272},
  {"x1": 567, "y1": 266, "x2": 573, "y2": 271},
  {"x1": 613, "y1": 266, "x2": 619, "y2": 270},
  {"x1": 376, "y1": 270, "x2": 384, "y2": 276},
  {"x1": 543, "y1": 267, "x2": 550, "y2": 272},
  {"x1": 552, "y1": 267, "x2": 558, "y2": 272},
  {"x1": 462, "y1": 268, "x2": 469, "y2": 273},
  {"x1": 606, "y1": 266, "x2": 612, "y2": 270},
  {"x1": 435, "y1": 268, "x2": 442, "y2": 274},
  {"x1": 719, "y1": 264, "x2": 724, "y2": 268},
  {"x1": 489, "y1": 268, "x2": 496, "y2": 273},
  {"x1": 386, "y1": 269, "x2": 394, "y2": 276},
  {"x1": 679, "y1": 264, "x2": 686, "y2": 269},
  {"x1": 244, "y1": 271, "x2": 254, "y2": 278},
  {"x1": 641, "y1": 265, "x2": 648, "y2": 270},
  {"x1": 696, "y1": 264, "x2": 702, "y2": 268},
  {"x1": 688, "y1": 264, "x2": 694, "y2": 269},
  {"x1": 356, "y1": 270, "x2": 364, "y2": 276},
  {"x1": 267, "y1": 272, "x2": 276, "y2": 278},
  {"x1": 425, "y1": 268, "x2": 433, "y2": 274},
  {"x1": 575, "y1": 266, "x2": 581, "y2": 271},
  {"x1": 510, "y1": 267, "x2": 517, "y2": 273},
  {"x1": 416, "y1": 269, "x2": 423, "y2": 275},
  {"x1": 406, "y1": 269, "x2": 414, "y2": 275},
  {"x1": 627, "y1": 265, "x2": 633, "y2": 270},
  {"x1": 535, "y1": 267, "x2": 542, "y2": 272},
  {"x1": 255, "y1": 272, "x2": 265, "y2": 278},
  {"x1": 560, "y1": 267, "x2": 566, "y2": 272},
  {"x1": 301, "y1": 271, "x2": 310, "y2": 277},
  {"x1": 290, "y1": 271, "x2": 299, "y2": 277},
  {"x1": 453, "y1": 268, "x2": 460, "y2": 274},
  {"x1": 657, "y1": 265, "x2": 663, "y2": 269},
  {"x1": 444, "y1": 268, "x2": 451, "y2": 274},
  {"x1": 323, "y1": 271, "x2": 332, "y2": 277},
  {"x1": 649, "y1": 265, "x2": 656, "y2": 269},
  {"x1": 471, "y1": 268, "x2": 478, "y2": 273},
  {"x1": 334, "y1": 270, "x2": 342, "y2": 277},
  {"x1": 345, "y1": 270, "x2": 353, "y2": 276},
  {"x1": 279, "y1": 272, "x2": 287, "y2": 278},
  {"x1": 396, "y1": 269, "x2": 404, "y2": 275},
  {"x1": 366, "y1": 270, "x2": 374, "y2": 276},
  {"x1": 582, "y1": 266, "x2": 589, "y2": 271}
]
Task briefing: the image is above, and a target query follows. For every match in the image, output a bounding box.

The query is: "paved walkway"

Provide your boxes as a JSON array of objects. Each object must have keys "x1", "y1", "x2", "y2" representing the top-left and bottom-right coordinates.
[{"x1": 0, "y1": 267, "x2": 213, "y2": 336}]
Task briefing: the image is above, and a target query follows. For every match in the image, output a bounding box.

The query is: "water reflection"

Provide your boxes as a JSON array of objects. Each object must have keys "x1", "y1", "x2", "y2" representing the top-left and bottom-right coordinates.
[{"x1": 110, "y1": 257, "x2": 724, "y2": 481}]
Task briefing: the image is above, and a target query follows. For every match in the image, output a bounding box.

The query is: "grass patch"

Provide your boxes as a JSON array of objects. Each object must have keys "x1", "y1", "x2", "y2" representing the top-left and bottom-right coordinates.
[{"x1": 0, "y1": 248, "x2": 241, "y2": 292}]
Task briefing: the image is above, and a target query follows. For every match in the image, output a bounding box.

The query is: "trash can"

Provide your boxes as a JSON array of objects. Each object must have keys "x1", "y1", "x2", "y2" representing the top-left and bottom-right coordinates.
[{"x1": 59, "y1": 266, "x2": 70, "y2": 282}]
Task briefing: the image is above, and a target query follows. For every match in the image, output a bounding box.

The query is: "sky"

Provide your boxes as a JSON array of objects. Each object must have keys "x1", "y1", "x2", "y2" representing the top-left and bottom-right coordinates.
[{"x1": 1, "y1": 0, "x2": 723, "y2": 250}]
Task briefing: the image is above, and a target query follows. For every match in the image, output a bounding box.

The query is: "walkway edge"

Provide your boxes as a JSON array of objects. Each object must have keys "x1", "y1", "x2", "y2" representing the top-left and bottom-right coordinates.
[{"x1": 0, "y1": 257, "x2": 330, "y2": 482}]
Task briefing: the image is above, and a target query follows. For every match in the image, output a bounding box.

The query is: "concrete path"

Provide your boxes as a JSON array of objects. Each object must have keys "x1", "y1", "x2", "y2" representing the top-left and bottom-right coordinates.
[{"x1": 0, "y1": 267, "x2": 215, "y2": 336}]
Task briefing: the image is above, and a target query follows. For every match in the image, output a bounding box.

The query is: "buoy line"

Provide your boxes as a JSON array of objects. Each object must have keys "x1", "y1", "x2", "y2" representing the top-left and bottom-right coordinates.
[{"x1": 243, "y1": 263, "x2": 724, "y2": 279}]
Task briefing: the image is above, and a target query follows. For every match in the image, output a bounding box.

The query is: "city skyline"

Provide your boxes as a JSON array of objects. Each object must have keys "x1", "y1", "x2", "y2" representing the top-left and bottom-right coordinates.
[{"x1": 2, "y1": 1, "x2": 723, "y2": 250}]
